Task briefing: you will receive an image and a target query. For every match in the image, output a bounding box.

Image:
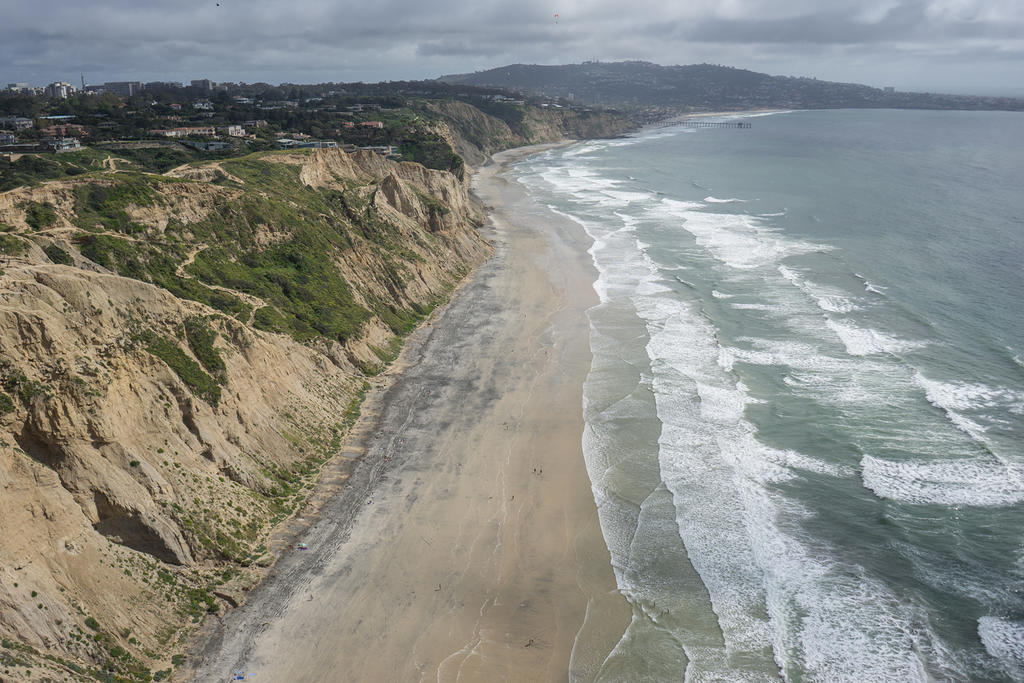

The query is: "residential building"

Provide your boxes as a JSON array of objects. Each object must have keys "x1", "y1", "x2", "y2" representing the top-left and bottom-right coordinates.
[
  {"x1": 0, "y1": 132, "x2": 16, "y2": 145},
  {"x1": 41, "y1": 123, "x2": 87, "y2": 137},
  {"x1": 182, "y1": 140, "x2": 231, "y2": 151},
  {"x1": 43, "y1": 137, "x2": 82, "y2": 152},
  {"x1": 242, "y1": 119, "x2": 268, "y2": 128},
  {"x1": 103, "y1": 81, "x2": 143, "y2": 97},
  {"x1": 149, "y1": 126, "x2": 216, "y2": 138},
  {"x1": 277, "y1": 139, "x2": 337, "y2": 149},
  {"x1": 7, "y1": 82, "x2": 30, "y2": 92},
  {"x1": 190, "y1": 79, "x2": 215, "y2": 91},
  {"x1": 219, "y1": 125, "x2": 246, "y2": 137},
  {"x1": 45, "y1": 82, "x2": 77, "y2": 98},
  {"x1": 0, "y1": 116, "x2": 33, "y2": 130},
  {"x1": 360, "y1": 121, "x2": 384, "y2": 129},
  {"x1": 193, "y1": 99, "x2": 214, "y2": 110},
  {"x1": 358, "y1": 145, "x2": 398, "y2": 156}
]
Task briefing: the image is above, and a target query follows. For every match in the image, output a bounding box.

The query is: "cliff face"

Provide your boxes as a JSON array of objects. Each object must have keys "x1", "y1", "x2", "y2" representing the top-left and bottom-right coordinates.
[
  {"x1": 424, "y1": 100, "x2": 634, "y2": 166},
  {"x1": 0, "y1": 149, "x2": 489, "y2": 680}
]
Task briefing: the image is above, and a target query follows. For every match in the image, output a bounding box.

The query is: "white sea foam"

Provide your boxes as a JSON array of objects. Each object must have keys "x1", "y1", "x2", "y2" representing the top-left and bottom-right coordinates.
[
  {"x1": 913, "y1": 372, "x2": 1024, "y2": 445},
  {"x1": 854, "y1": 272, "x2": 887, "y2": 294},
  {"x1": 778, "y1": 266, "x2": 860, "y2": 313},
  {"x1": 704, "y1": 196, "x2": 747, "y2": 203},
  {"x1": 978, "y1": 617, "x2": 1024, "y2": 679},
  {"x1": 826, "y1": 319, "x2": 926, "y2": 356},
  {"x1": 651, "y1": 201, "x2": 825, "y2": 270},
  {"x1": 914, "y1": 373, "x2": 1024, "y2": 415},
  {"x1": 745, "y1": 488, "x2": 946, "y2": 682},
  {"x1": 629, "y1": 265, "x2": 923, "y2": 681},
  {"x1": 711, "y1": 290, "x2": 734, "y2": 299},
  {"x1": 725, "y1": 338, "x2": 856, "y2": 375},
  {"x1": 860, "y1": 455, "x2": 1024, "y2": 506},
  {"x1": 660, "y1": 198, "x2": 706, "y2": 212},
  {"x1": 603, "y1": 189, "x2": 654, "y2": 203},
  {"x1": 562, "y1": 142, "x2": 605, "y2": 157},
  {"x1": 730, "y1": 303, "x2": 782, "y2": 311},
  {"x1": 534, "y1": 132, "x2": 967, "y2": 681}
]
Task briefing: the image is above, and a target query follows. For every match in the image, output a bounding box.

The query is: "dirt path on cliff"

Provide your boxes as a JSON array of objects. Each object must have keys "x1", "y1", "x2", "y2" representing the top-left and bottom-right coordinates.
[{"x1": 184, "y1": 144, "x2": 630, "y2": 682}]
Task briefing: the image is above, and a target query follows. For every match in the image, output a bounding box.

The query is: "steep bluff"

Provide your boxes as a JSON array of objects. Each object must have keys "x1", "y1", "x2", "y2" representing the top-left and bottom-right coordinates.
[
  {"x1": 425, "y1": 100, "x2": 634, "y2": 166},
  {"x1": 0, "y1": 148, "x2": 489, "y2": 680}
]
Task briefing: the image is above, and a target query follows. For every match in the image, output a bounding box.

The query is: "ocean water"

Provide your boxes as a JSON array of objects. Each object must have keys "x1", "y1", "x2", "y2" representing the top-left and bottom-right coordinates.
[{"x1": 512, "y1": 110, "x2": 1024, "y2": 682}]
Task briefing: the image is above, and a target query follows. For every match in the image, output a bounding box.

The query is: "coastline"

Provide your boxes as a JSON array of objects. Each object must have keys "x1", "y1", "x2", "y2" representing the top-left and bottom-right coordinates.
[{"x1": 185, "y1": 142, "x2": 630, "y2": 681}]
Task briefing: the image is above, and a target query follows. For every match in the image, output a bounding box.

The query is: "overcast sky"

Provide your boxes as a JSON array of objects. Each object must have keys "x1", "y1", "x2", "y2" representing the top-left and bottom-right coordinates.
[{"x1": 3, "y1": 0, "x2": 1023, "y2": 96}]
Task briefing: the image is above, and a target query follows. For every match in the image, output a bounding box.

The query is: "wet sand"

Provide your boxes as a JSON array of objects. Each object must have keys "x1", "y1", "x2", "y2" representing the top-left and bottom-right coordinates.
[{"x1": 187, "y1": 144, "x2": 630, "y2": 682}]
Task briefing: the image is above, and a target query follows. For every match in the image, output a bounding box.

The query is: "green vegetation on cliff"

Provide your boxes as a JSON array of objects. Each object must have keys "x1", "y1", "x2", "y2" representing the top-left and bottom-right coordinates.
[
  {"x1": 139, "y1": 330, "x2": 223, "y2": 406},
  {"x1": 0, "y1": 148, "x2": 112, "y2": 192},
  {"x1": 0, "y1": 91, "x2": 619, "y2": 681}
]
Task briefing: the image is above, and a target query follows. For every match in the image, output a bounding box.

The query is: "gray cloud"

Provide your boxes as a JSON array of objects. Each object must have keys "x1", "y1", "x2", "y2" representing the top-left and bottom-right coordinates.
[{"x1": 1, "y1": 0, "x2": 1022, "y2": 95}]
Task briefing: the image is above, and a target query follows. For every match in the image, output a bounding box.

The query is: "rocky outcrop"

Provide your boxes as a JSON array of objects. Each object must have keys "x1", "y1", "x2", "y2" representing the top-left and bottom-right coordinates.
[{"x1": 0, "y1": 148, "x2": 489, "y2": 679}]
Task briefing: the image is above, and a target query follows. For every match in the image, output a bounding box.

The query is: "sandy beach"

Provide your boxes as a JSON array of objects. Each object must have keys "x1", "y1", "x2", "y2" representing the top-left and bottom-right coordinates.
[{"x1": 186, "y1": 144, "x2": 630, "y2": 682}]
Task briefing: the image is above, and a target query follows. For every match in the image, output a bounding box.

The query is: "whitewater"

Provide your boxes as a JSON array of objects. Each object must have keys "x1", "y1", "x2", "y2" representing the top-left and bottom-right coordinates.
[{"x1": 513, "y1": 109, "x2": 1024, "y2": 681}]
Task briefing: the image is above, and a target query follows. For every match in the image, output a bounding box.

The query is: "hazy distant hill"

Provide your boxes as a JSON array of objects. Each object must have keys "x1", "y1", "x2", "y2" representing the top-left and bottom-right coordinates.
[{"x1": 439, "y1": 61, "x2": 1024, "y2": 111}]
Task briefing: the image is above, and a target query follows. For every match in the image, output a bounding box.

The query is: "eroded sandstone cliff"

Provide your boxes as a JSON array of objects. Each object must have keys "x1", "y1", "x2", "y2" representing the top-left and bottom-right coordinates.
[
  {"x1": 0, "y1": 148, "x2": 489, "y2": 680},
  {"x1": 425, "y1": 100, "x2": 634, "y2": 166}
]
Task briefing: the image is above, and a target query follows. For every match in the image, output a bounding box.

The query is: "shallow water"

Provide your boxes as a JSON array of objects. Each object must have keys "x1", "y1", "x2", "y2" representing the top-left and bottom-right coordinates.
[{"x1": 513, "y1": 110, "x2": 1024, "y2": 681}]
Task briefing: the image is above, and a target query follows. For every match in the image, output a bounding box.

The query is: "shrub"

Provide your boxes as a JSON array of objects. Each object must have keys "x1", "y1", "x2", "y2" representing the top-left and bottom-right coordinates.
[
  {"x1": 71, "y1": 176, "x2": 155, "y2": 233},
  {"x1": 139, "y1": 330, "x2": 221, "y2": 406},
  {"x1": 43, "y1": 243, "x2": 73, "y2": 265},
  {"x1": 22, "y1": 201, "x2": 58, "y2": 230},
  {"x1": 0, "y1": 234, "x2": 25, "y2": 256},
  {"x1": 184, "y1": 317, "x2": 226, "y2": 378}
]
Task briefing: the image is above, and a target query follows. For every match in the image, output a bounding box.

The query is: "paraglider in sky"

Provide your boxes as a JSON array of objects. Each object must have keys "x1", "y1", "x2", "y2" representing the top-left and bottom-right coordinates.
[{"x1": 554, "y1": 12, "x2": 559, "y2": 24}]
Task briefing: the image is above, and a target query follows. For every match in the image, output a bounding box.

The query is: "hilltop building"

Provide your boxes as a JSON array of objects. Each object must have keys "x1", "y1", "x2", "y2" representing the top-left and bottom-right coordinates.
[
  {"x1": 103, "y1": 81, "x2": 144, "y2": 97},
  {"x1": 149, "y1": 126, "x2": 216, "y2": 137},
  {"x1": 191, "y1": 79, "x2": 215, "y2": 91},
  {"x1": 45, "y1": 82, "x2": 77, "y2": 98},
  {"x1": 41, "y1": 123, "x2": 87, "y2": 137},
  {"x1": 44, "y1": 137, "x2": 81, "y2": 152},
  {"x1": 0, "y1": 116, "x2": 33, "y2": 130}
]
